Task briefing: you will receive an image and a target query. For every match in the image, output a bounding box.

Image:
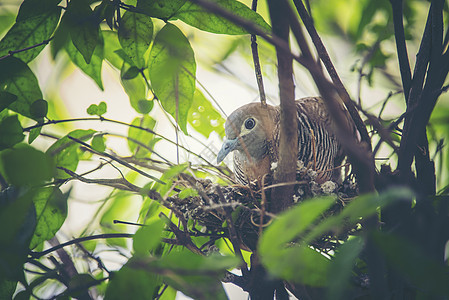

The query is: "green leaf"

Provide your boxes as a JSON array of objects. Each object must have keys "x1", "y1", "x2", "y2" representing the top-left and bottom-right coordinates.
[
  {"x1": 87, "y1": 101, "x2": 107, "y2": 116},
  {"x1": 327, "y1": 236, "x2": 365, "y2": 299},
  {"x1": 100, "y1": 192, "x2": 140, "y2": 235},
  {"x1": 0, "y1": 115, "x2": 25, "y2": 150},
  {"x1": 303, "y1": 187, "x2": 414, "y2": 244},
  {"x1": 28, "y1": 125, "x2": 42, "y2": 144},
  {"x1": 29, "y1": 187, "x2": 68, "y2": 249},
  {"x1": 188, "y1": 89, "x2": 225, "y2": 138},
  {"x1": 104, "y1": 262, "x2": 161, "y2": 300},
  {"x1": 149, "y1": 23, "x2": 196, "y2": 134},
  {"x1": 16, "y1": 0, "x2": 61, "y2": 21},
  {"x1": 0, "y1": 187, "x2": 36, "y2": 282},
  {"x1": 66, "y1": 0, "x2": 101, "y2": 64},
  {"x1": 29, "y1": 99, "x2": 48, "y2": 119},
  {"x1": 121, "y1": 65, "x2": 140, "y2": 80},
  {"x1": 141, "y1": 250, "x2": 238, "y2": 300},
  {"x1": 50, "y1": 10, "x2": 71, "y2": 59},
  {"x1": 121, "y1": 63, "x2": 152, "y2": 114},
  {"x1": 0, "y1": 280, "x2": 17, "y2": 300},
  {"x1": 133, "y1": 219, "x2": 165, "y2": 256},
  {"x1": 91, "y1": 135, "x2": 106, "y2": 152},
  {"x1": 102, "y1": 30, "x2": 123, "y2": 69},
  {"x1": 0, "y1": 12, "x2": 15, "y2": 36},
  {"x1": 118, "y1": 11, "x2": 153, "y2": 68},
  {"x1": 0, "y1": 144, "x2": 54, "y2": 186},
  {"x1": 0, "y1": 6, "x2": 61, "y2": 62},
  {"x1": 263, "y1": 244, "x2": 330, "y2": 286},
  {"x1": 68, "y1": 274, "x2": 99, "y2": 298},
  {"x1": 0, "y1": 91, "x2": 17, "y2": 113},
  {"x1": 173, "y1": 0, "x2": 271, "y2": 35},
  {"x1": 128, "y1": 115, "x2": 156, "y2": 157},
  {"x1": 259, "y1": 196, "x2": 336, "y2": 255},
  {"x1": 178, "y1": 188, "x2": 198, "y2": 199},
  {"x1": 372, "y1": 231, "x2": 449, "y2": 296},
  {"x1": 0, "y1": 57, "x2": 44, "y2": 120},
  {"x1": 259, "y1": 197, "x2": 335, "y2": 285},
  {"x1": 65, "y1": 32, "x2": 104, "y2": 90},
  {"x1": 46, "y1": 129, "x2": 96, "y2": 179},
  {"x1": 137, "y1": 0, "x2": 187, "y2": 19}
]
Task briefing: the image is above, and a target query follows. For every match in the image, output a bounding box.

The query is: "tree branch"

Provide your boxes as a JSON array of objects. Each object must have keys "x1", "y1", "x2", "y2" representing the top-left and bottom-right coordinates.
[
  {"x1": 268, "y1": 0, "x2": 297, "y2": 213},
  {"x1": 390, "y1": 0, "x2": 412, "y2": 100},
  {"x1": 292, "y1": 0, "x2": 372, "y2": 150}
]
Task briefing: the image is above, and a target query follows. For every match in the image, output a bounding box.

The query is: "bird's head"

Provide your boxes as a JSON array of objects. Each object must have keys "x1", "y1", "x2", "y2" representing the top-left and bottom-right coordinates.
[{"x1": 217, "y1": 103, "x2": 278, "y2": 164}]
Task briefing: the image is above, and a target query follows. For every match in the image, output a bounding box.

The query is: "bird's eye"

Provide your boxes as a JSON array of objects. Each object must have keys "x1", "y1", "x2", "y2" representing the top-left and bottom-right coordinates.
[{"x1": 244, "y1": 118, "x2": 256, "y2": 130}]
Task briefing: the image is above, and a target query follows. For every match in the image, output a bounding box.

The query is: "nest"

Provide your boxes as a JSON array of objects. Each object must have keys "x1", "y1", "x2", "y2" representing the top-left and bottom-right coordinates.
[{"x1": 167, "y1": 165, "x2": 359, "y2": 253}]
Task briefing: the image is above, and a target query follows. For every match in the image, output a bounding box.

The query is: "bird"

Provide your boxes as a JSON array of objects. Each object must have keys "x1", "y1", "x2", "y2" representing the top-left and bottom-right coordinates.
[{"x1": 217, "y1": 97, "x2": 351, "y2": 185}]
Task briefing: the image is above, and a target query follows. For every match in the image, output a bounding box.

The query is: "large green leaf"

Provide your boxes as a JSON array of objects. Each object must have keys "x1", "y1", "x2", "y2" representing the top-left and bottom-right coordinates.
[
  {"x1": 188, "y1": 89, "x2": 225, "y2": 138},
  {"x1": 372, "y1": 231, "x2": 449, "y2": 297},
  {"x1": 46, "y1": 129, "x2": 96, "y2": 179},
  {"x1": 133, "y1": 218, "x2": 165, "y2": 256},
  {"x1": 259, "y1": 197, "x2": 335, "y2": 285},
  {"x1": 118, "y1": 11, "x2": 153, "y2": 68},
  {"x1": 104, "y1": 261, "x2": 161, "y2": 300},
  {"x1": 0, "y1": 115, "x2": 25, "y2": 150},
  {"x1": 66, "y1": 0, "x2": 101, "y2": 64},
  {"x1": 149, "y1": 23, "x2": 196, "y2": 134},
  {"x1": 303, "y1": 187, "x2": 414, "y2": 244},
  {"x1": 130, "y1": 250, "x2": 238, "y2": 300},
  {"x1": 137, "y1": 0, "x2": 186, "y2": 19},
  {"x1": 0, "y1": 5, "x2": 60, "y2": 62},
  {"x1": 173, "y1": 0, "x2": 271, "y2": 35},
  {"x1": 65, "y1": 32, "x2": 104, "y2": 90},
  {"x1": 29, "y1": 187, "x2": 68, "y2": 249},
  {"x1": 0, "y1": 144, "x2": 54, "y2": 187},
  {"x1": 259, "y1": 196, "x2": 336, "y2": 255},
  {"x1": 327, "y1": 236, "x2": 365, "y2": 299},
  {"x1": 0, "y1": 57, "x2": 45, "y2": 120}
]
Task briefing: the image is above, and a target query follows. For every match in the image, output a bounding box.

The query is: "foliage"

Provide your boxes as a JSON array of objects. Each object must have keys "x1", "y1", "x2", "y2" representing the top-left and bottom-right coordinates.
[{"x1": 0, "y1": 0, "x2": 448, "y2": 299}]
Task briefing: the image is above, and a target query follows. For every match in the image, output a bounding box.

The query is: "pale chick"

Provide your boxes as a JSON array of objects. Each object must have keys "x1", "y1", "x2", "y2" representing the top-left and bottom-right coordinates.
[{"x1": 217, "y1": 97, "x2": 346, "y2": 185}]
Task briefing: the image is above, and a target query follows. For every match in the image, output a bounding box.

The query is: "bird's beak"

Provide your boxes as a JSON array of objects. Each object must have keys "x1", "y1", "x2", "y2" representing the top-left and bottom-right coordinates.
[{"x1": 217, "y1": 138, "x2": 238, "y2": 164}]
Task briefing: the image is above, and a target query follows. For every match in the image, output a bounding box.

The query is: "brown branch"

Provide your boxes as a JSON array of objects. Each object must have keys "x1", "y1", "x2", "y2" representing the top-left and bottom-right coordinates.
[
  {"x1": 159, "y1": 212, "x2": 204, "y2": 256},
  {"x1": 269, "y1": 0, "x2": 297, "y2": 213},
  {"x1": 59, "y1": 167, "x2": 142, "y2": 192},
  {"x1": 29, "y1": 233, "x2": 135, "y2": 259},
  {"x1": 291, "y1": 0, "x2": 371, "y2": 151},
  {"x1": 285, "y1": 0, "x2": 375, "y2": 193},
  {"x1": 215, "y1": 185, "x2": 249, "y2": 277},
  {"x1": 250, "y1": 0, "x2": 267, "y2": 106},
  {"x1": 390, "y1": 0, "x2": 412, "y2": 100}
]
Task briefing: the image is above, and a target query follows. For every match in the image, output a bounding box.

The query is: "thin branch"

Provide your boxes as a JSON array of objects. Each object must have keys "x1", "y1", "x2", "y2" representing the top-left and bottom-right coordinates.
[
  {"x1": 0, "y1": 37, "x2": 53, "y2": 61},
  {"x1": 59, "y1": 167, "x2": 142, "y2": 192},
  {"x1": 292, "y1": 0, "x2": 372, "y2": 150},
  {"x1": 159, "y1": 212, "x2": 204, "y2": 256},
  {"x1": 29, "y1": 233, "x2": 135, "y2": 259},
  {"x1": 215, "y1": 185, "x2": 249, "y2": 277},
  {"x1": 287, "y1": 0, "x2": 375, "y2": 192},
  {"x1": 250, "y1": 0, "x2": 267, "y2": 106},
  {"x1": 67, "y1": 135, "x2": 165, "y2": 184},
  {"x1": 390, "y1": 0, "x2": 412, "y2": 100}
]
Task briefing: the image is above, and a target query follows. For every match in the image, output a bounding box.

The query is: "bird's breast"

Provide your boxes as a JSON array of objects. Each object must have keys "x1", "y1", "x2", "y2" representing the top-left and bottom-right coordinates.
[{"x1": 233, "y1": 151, "x2": 272, "y2": 185}]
